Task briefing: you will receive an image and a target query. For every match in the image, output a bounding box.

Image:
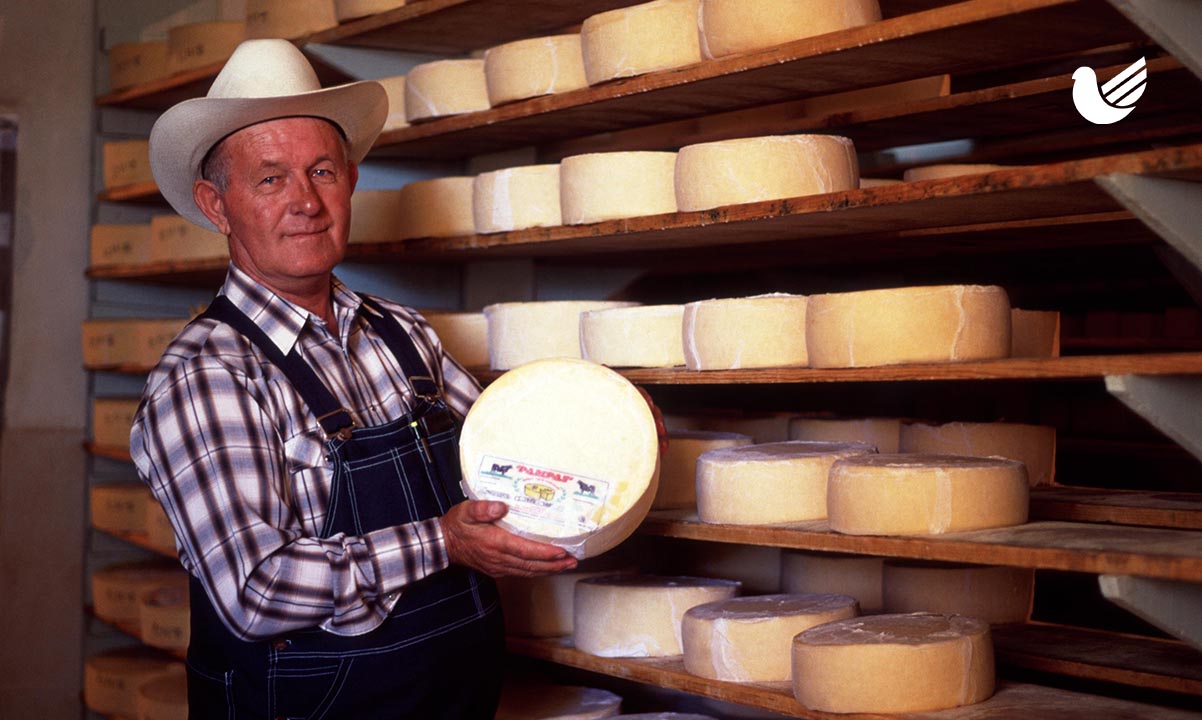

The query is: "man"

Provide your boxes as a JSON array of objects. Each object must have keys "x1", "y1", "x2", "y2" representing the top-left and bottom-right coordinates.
[{"x1": 132, "y1": 39, "x2": 576, "y2": 718}]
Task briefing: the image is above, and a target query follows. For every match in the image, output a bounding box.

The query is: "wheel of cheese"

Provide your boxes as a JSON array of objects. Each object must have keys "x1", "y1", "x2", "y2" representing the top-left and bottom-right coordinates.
[
  {"x1": 459, "y1": 359, "x2": 659, "y2": 558},
  {"x1": 683, "y1": 593, "x2": 859, "y2": 682},
  {"x1": 90, "y1": 483, "x2": 151, "y2": 534},
  {"x1": 92, "y1": 397, "x2": 141, "y2": 448},
  {"x1": 581, "y1": 0, "x2": 701, "y2": 86},
  {"x1": 655, "y1": 430, "x2": 752, "y2": 510},
  {"x1": 828, "y1": 454, "x2": 1029, "y2": 536},
  {"x1": 483, "y1": 300, "x2": 635, "y2": 370},
  {"x1": 130, "y1": 319, "x2": 188, "y2": 367},
  {"x1": 91, "y1": 223, "x2": 152, "y2": 267},
  {"x1": 677, "y1": 543, "x2": 783, "y2": 594},
  {"x1": 139, "y1": 582, "x2": 191, "y2": 650},
  {"x1": 145, "y1": 499, "x2": 178, "y2": 554},
  {"x1": 792, "y1": 613, "x2": 995, "y2": 713},
  {"x1": 404, "y1": 58, "x2": 490, "y2": 122},
  {"x1": 376, "y1": 75, "x2": 409, "y2": 132},
  {"x1": 581, "y1": 304, "x2": 686, "y2": 369},
  {"x1": 103, "y1": 140, "x2": 153, "y2": 190},
  {"x1": 788, "y1": 417, "x2": 903, "y2": 453},
  {"x1": 1011, "y1": 308, "x2": 1060, "y2": 358},
  {"x1": 560, "y1": 152, "x2": 678, "y2": 224},
  {"x1": 165, "y1": 21, "x2": 246, "y2": 75},
  {"x1": 484, "y1": 34, "x2": 588, "y2": 106},
  {"x1": 683, "y1": 294, "x2": 808, "y2": 370},
  {"x1": 136, "y1": 665, "x2": 188, "y2": 720},
  {"x1": 424, "y1": 311, "x2": 489, "y2": 368},
  {"x1": 497, "y1": 565, "x2": 635, "y2": 637},
  {"x1": 698, "y1": 0, "x2": 882, "y2": 59},
  {"x1": 395, "y1": 177, "x2": 475, "y2": 239},
  {"x1": 473, "y1": 164, "x2": 563, "y2": 234},
  {"x1": 496, "y1": 683, "x2": 623, "y2": 720},
  {"x1": 349, "y1": 189, "x2": 405, "y2": 244},
  {"x1": 109, "y1": 41, "x2": 168, "y2": 90},
  {"x1": 84, "y1": 650, "x2": 181, "y2": 716},
  {"x1": 900, "y1": 421, "x2": 1057, "y2": 487},
  {"x1": 92, "y1": 563, "x2": 187, "y2": 623},
  {"x1": 882, "y1": 561, "x2": 1034, "y2": 624},
  {"x1": 246, "y1": 0, "x2": 338, "y2": 39},
  {"x1": 336, "y1": 0, "x2": 405, "y2": 22},
  {"x1": 573, "y1": 575, "x2": 741, "y2": 657},
  {"x1": 806, "y1": 285, "x2": 1012, "y2": 368},
  {"x1": 903, "y1": 163, "x2": 1009, "y2": 182},
  {"x1": 780, "y1": 551, "x2": 884, "y2": 612},
  {"x1": 149, "y1": 214, "x2": 228, "y2": 262},
  {"x1": 860, "y1": 177, "x2": 902, "y2": 188},
  {"x1": 674, "y1": 135, "x2": 858, "y2": 212},
  {"x1": 700, "y1": 413, "x2": 795, "y2": 443},
  {"x1": 697, "y1": 441, "x2": 874, "y2": 524},
  {"x1": 81, "y1": 319, "x2": 120, "y2": 368}
]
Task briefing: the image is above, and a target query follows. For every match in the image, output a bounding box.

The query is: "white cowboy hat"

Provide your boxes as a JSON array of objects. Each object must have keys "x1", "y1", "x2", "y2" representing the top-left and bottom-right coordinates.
[{"x1": 149, "y1": 39, "x2": 388, "y2": 231}]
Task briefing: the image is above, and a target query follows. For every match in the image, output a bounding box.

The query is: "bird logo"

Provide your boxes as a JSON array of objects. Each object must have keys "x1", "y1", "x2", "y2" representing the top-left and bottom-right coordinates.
[{"x1": 1072, "y1": 56, "x2": 1148, "y2": 125}]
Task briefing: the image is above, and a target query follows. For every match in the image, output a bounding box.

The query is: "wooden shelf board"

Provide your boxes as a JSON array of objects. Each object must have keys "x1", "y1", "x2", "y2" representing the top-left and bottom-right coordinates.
[
  {"x1": 87, "y1": 442, "x2": 133, "y2": 463},
  {"x1": 639, "y1": 513, "x2": 1202, "y2": 582},
  {"x1": 1030, "y1": 487, "x2": 1202, "y2": 530},
  {"x1": 97, "y1": 182, "x2": 162, "y2": 204},
  {"x1": 87, "y1": 257, "x2": 228, "y2": 284},
  {"x1": 507, "y1": 636, "x2": 1202, "y2": 719}
]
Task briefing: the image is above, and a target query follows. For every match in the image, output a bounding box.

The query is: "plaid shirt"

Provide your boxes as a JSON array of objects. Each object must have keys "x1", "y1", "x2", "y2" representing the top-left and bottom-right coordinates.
[{"x1": 131, "y1": 265, "x2": 481, "y2": 640}]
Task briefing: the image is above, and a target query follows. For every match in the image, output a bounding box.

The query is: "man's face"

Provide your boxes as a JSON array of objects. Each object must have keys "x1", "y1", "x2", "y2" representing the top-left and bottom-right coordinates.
[{"x1": 198, "y1": 117, "x2": 358, "y2": 290}]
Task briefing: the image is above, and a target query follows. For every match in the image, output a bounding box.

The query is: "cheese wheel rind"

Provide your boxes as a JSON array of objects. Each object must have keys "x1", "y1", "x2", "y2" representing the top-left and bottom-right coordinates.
[
  {"x1": 560, "y1": 152, "x2": 678, "y2": 224},
  {"x1": 683, "y1": 294, "x2": 808, "y2": 370},
  {"x1": 656, "y1": 430, "x2": 752, "y2": 510},
  {"x1": 136, "y1": 666, "x2": 188, "y2": 720},
  {"x1": 165, "y1": 21, "x2": 247, "y2": 75},
  {"x1": 581, "y1": 0, "x2": 702, "y2": 85},
  {"x1": 484, "y1": 34, "x2": 588, "y2": 105},
  {"x1": 472, "y1": 164, "x2": 563, "y2": 234},
  {"x1": 139, "y1": 583, "x2": 191, "y2": 650},
  {"x1": 788, "y1": 417, "x2": 903, "y2": 453},
  {"x1": 245, "y1": 0, "x2": 338, "y2": 39},
  {"x1": 109, "y1": 42, "x2": 169, "y2": 90},
  {"x1": 404, "y1": 59, "x2": 490, "y2": 122},
  {"x1": 698, "y1": 0, "x2": 882, "y2": 58},
  {"x1": 90, "y1": 483, "x2": 151, "y2": 534},
  {"x1": 376, "y1": 75, "x2": 409, "y2": 132},
  {"x1": 780, "y1": 551, "x2": 884, "y2": 612},
  {"x1": 903, "y1": 163, "x2": 1009, "y2": 182},
  {"x1": 396, "y1": 177, "x2": 475, "y2": 239},
  {"x1": 899, "y1": 421, "x2": 1057, "y2": 487},
  {"x1": 424, "y1": 312, "x2": 489, "y2": 369},
  {"x1": 882, "y1": 562, "x2": 1035, "y2": 624},
  {"x1": 497, "y1": 566, "x2": 634, "y2": 637},
  {"x1": 85, "y1": 650, "x2": 181, "y2": 716},
  {"x1": 484, "y1": 300, "x2": 636, "y2": 370},
  {"x1": 581, "y1": 304, "x2": 686, "y2": 369}
]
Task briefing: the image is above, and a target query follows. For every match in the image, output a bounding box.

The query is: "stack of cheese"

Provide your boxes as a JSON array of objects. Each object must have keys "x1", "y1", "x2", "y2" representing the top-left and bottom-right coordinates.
[
  {"x1": 424, "y1": 311, "x2": 490, "y2": 368},
  {"x1": 150, "y1": 214, "x2": 228, "y2": 263},
  {"x1": 91, "y1": 223, "x2": 152, "y2": 268},
  {"x1": 91, "y1": 562, "x2": 188, "y2": 626},
  {"x1": 81, "y1": 318, "x2": 186, "y2": 369},
  {"x1": 90, "y1": 482, "x2": 154, "y2": 535},
  {"x1": 85, "y1": 649, "x2": 182, "y2": 718},
  {"x1": 483, "y1": 300, "x2": 634, "y2": 370},
  {"x1": 497, "y1": 562, "x2": 635, "y2": 638},
  {"x1": 139, "y1": 581, "x2": 192, "y2": 651},
  {"x1": 165, "y1": 19, "x2": 246, "y2": 75},
  {"x1": 135, "y1": 665, "x2": 188, "y2": 720},
  {"x1": 108, "y1": 41, "x2": 169, "y2": 91},
  {"x1": 103, "y1": 140, "x2": 154, "y2": 191},
  {"x1": 900, "y1": 420, "x2": 1057, "y2": 487},
  {"x1": 92, "y1": 397, "x2": 142, "y2": 448},
  {"x1": 246, "y1": 0, "x2": 338, "y2": 39},
  {"x1": 655, "y1": 430, "x2": 752, "y2": 510}
]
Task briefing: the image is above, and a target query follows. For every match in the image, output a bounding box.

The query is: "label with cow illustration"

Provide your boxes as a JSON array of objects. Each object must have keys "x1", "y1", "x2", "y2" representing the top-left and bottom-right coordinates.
[{"x1": 476, "y1": 455, "x2": 610, "y2": 534}]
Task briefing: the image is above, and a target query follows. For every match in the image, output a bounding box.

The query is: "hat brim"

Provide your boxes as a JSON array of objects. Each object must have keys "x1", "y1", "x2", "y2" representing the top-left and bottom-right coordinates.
[{"x1": 149, "y1": 80, "x2": 388, "y2": 231}]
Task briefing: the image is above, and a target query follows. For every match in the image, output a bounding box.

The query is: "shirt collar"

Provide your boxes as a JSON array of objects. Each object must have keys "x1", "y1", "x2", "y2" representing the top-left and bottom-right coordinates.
[{"x1": 219, "y1": 264, "x2": 363, "y2": 355}]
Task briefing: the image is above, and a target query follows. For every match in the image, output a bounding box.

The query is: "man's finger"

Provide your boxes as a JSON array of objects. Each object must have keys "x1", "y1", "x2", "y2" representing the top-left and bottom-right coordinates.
[{"x1": 464, "y1": 500, "x2": 508, "y2": 523}]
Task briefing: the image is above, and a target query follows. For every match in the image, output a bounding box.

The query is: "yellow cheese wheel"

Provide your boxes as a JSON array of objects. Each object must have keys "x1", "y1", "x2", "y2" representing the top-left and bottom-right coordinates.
[
  {"x1": 103, "y1": 140, "x2": 153, "y2": 190},
  {"x1": 130, "y1": 319, "x2": 188, "y2": 367},
  {"x1": 92, "y1": 397, "x2": 141, "y2": 448},
  {"x1": 424, "y1": 311, "x2": 489, "y2": 368},
  {"x1": 574, "y1": 575, "x2": 741, "y2": 657},
  {"x1": 165, "y1": 20, "x2": 246, "y2": 75},
  {"x1": 828, "y1": 454, "x2": 1029, "y2": 536},
  {"x1": 495, "y1": 684, "x2": 623, "y2": 720},
  {"x1": 484, "y1": 34, "x2": 588, "y2": 106},
  {"x1": 395, "y1": 177, "x2": 475, "y2": 239},
  {"x1": 780, "y1": 551, "x2": 884, "y2": 612},
  {"x1": 698, "y1": 0, "x2": 881, "y2": 58},
  {"x1": 794, "y1": 613, "x2": 994, "y2": 712},
  {"x1": 697, "y1": 441, "x2": 874, "y2": 524},
  {"x1": 91, "y1": 224, "x2": 152, "y2": 267},
  {"x1": 674, "y1": 135, "x2": 858, "y2": 212},
  {"x1": 246, "y1": 0, "x2": 338, "y2": 39},
  {"x1": 683, "y1": 294, "x2": 808, "y2": 370},
  {"x1": 336, "y1": 0, "x2": 406, "y2": 22},
  {"x1": 560, "y1": 152, "x2": 678, "y2": 224},
  {"x1": 84, "y1": 318, "x2": 185, "y2": 368},
  {"x1": 149, "y1": 214, "x2": 228, "y2": 262},
  {"x1": 349, "y1": 189, "x2": 405, "y2": 244},
  {"x1": 655, "y1": 430, "x2": 752, "y2": 510},
  {"x1": 376, "y1": 75, "x2": 409, "y2": 132},
  {"x1": 806, "y1": 285, "x2": 1012, "y2": 368},
  {"x1": 109, "y1": 41, "x2": 169, "y2": 90},
  {"x1": 473, "y1": 164, "x2": 562, "y2": 234},
  {"x1": 92, "y1": 563, "x2": 187, "y2": 623},
  {"x1": 882, "y1": 561, "x2": 1034, "y2": 624},
  {"x1": 860, "y1": 177, "x2": 902, "y2": 188},
  {"x1": 404, "y1": 59, "x2": 490, "y2": 122},
  {"x1": 136, "y1": 665, "x2": 188, "y2": 720},
  {"x1": 788, "y1": 417, "x2": 903, "y2": 453},
  {"x1": 139, "y1": 583, "x2": 191, "y2": 650},
  {"x1": 903, "y1": 163, "x2": 1009, "y2": 182},
  {"x1": 483, "y1": 300, "x2": 635, "y2": 370},
  {"x1": 1011, "y1": 308, "x2": 1060, "y2": 358},
  {"x1": 145, "y1": 499, "x2": 179, "y2": 555},
  {"x1": 459, "y1": 359, "x2": 659, "y2": 558},
  {"x1": 580, "y1": 304, "x2": 686, "y2": 369},
  {"x1": 85, "y1": 650, "x2": 181, "y2": 717},
  {"x1": 683, "y1": 593, "x2": 859, "y2": 682},
  {"x1": 497, "y1": 565, "x2": 635, "y2": 637},
  {"x1": 900, "y1": 421, "x2": 1057, "y2": 487},
  {"x1": 90, "y1": 483, "x2": 152, "y2": 534},
  {"x1": 81, "y1": 320, "x2": 122, "y2": 368},
  {"x1": 581, "y1": 0, "x2": 701, "y2": 85}
]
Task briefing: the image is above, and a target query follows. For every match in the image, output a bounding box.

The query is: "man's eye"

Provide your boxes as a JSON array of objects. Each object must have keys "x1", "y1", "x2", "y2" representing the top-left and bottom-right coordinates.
[{"x1": 313, "y1": 168, "x2": 333, "y2": 178}]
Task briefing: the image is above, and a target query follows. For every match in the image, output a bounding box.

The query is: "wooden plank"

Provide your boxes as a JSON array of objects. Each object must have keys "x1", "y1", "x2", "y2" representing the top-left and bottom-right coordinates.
[
  {"x1": 87, "y1": 257, "x2": 228, "y2": 285},
  {"x1": 1030, "y1": 488, "x2": 1202, "y2": 530},
  {"x1": 97, "y1": 182, "x2": 162, "y2": 204},
  {"x1": 638, "y1": 514, "x2": 1202, "y2": 582},
  {"x1": 507, "y1": 636, "x2": 1202, "y2": 719}
]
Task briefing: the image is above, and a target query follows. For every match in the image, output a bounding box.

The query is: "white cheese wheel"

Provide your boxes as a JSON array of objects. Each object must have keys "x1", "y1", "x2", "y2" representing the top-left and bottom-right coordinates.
[
  {"x1": 484, "y1": 34, "x2": 588, "y2": 106},
  {"x1": 136, "y1": 665, "x2": 188, "y2": 720},
  {"x1": 1011, "y1": 308, "x2": 1060, "y2": 358},
  {"x1": 780, "y1": 551, "x2": 884, "y2": 612},
  {"x1": 792, "y1": 613, "x2": 995, "y2": 713},
  {"x1": 581, "y1": 0, "x2": 701, "y2": 85},
  {"x1": 90, "y1": 483, "x2": 151, "y2": 534},
  {"x1": 560, "y1": 152, "x2": 678, "y2": 224},
  {"x1": 145, "y1": 499, "x2": 178, "y2": 555},
  {"x1": 92, "y1": 397, "x2": 141, "y2": 448},
  {"x1": 806, "y1": 285, "x2": 1012, "y2": 368},
  {"x1": 424, "y1": 311, "x2": 489, "y2": 368},
  {"x1": 109, "y1": 41, "x2": 169, "y2": 90},
  {"x1": 788, "y1": 417, "x2": 903, "y2": 453},
  {"x1": 139, "y1": 582, "x2": 191, "y2": 650},
  {"x1": 675, "y1": 135, "x2": 858, "y2": 212},
  {"x1": 149, "y1": 214, "x2": 228, "y2": 262},
  {"x1": 473, "y1": 164, "x2": 563, "y2": 234},
  {"x1": 697, "y1": 441, "x2": 874, "y2": 524},
  {"x1": 860, "y1": 177, "x2": 902, "y2": 188},
  {"x1": 882, "y1": 562, "x2": 1034, "y2": 624},
  {"x1": 900, "y1": 421, "x2": 1057, "y2": 487},
  {"x1": 459, "y1": 358, "x2": 659, "y2": 558},
  {"x1": 483, "y1": 300, "x2": 635, "y2": 370},
  {"x1": 336, "y1": 0, "x2": 405, "y2": 22},
  {"x1": 700, "y1": 413, "x2": 794, "y2": 443},
  {"x1": 683, "y1": 593, "x2": 859, "y2": 682},
  {"x1": 404, "y1": 59, "x2": 490, "y2": 122},
  {"x1": 581, "y1": 304, "x2": 686, "y2": 369},
  {"x1": 497, "y1": 567, "x2": 635, "y2": 637},
  {"x1": 828, "y1": 454, "x2": 1029, "y2": 536},
  {"x1": 376, "y1": 75, "x2": 409, "y2": 132},
  {"x1": 85, "y1": 650, "x2": 181, "y2": 717},
  {"x1": 103, "y1": 140, "x2": 153, "y2": 190},
  {"x1": 698, "y1": 0, "x2": 882, "y2": 59},
  {"x1": 349, "y1": 189, "x2": 404, "y2": 244},
  {"x1": 165, "y1": 20, "x2": 246, "y2": 75},
  {"x1": 92, "y1": 563, "x2": 187, "y2": 623},
  {"x1": 246, "y1": 0, "x2": 338, "y2": 39},
  {"x1": 396, "y1": 177, "x2": 475, "y2": 239},
  {"x1": 574, "y1": 575, "x2": 741, "y2": 657},
  {"x1": 655, "y1": 430, "x2": 752, "y2": 510},
  {"x1": 903, "y1": 163, "x2": 1009, "y2": 182},
  {"x1": 496, "y1": 684, "x2": 623, "y2": 720},
  {"x1": 683, "y1": 294, "x2": 808, "y2": 370},
  {"x1": 91, "y1": 224, "x2": 152, "y2": 267}
]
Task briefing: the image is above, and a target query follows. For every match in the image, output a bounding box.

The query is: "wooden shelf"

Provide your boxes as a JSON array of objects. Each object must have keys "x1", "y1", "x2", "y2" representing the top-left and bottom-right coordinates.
[
  {"x1": 507, "y1": 635, "x2": 1202, "y2": 719},
  {"x1": 97, "y1": 182, "x2": 162, "y2": 204},
  {"x1": 1030, "y1": 487, "x2": 1202, "y2": 530},
  {"x1": 639, "y1": 512, "x2": 1202, "y2": 582},
  {"x1": 87, "y1": 257, "x2": 228, "y2": 284}
]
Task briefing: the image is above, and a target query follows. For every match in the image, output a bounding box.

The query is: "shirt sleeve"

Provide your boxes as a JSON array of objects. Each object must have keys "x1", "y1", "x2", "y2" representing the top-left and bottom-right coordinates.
[{"x1": 131, "y1": 356, "x2": 450, "y2": 641}]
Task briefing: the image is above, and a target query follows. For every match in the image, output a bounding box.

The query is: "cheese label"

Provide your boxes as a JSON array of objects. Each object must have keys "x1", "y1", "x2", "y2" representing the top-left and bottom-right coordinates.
[{"x1": 477, "y1": 455, "x2": 609, "y2": 534}]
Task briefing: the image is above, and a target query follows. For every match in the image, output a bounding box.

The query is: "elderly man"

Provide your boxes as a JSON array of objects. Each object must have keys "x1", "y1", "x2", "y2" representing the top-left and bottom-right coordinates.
[{"x1": 132, "y1": 40, "x2": 576, "y2": 718}]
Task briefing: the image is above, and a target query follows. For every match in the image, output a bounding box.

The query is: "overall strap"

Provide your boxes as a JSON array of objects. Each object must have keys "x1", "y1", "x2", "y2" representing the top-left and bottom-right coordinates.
[
  {"x1": 199, "y1": 296, "x2": 356, "y2": 440},
  {"x1": 357, "y1": 295, "x2": 442, "y2": 402}
]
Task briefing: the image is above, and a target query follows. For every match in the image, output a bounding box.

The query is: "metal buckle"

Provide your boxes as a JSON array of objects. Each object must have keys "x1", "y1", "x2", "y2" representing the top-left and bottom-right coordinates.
[
  {"x1": 408, "y1": 375, "x2": 442, "y2": 402},
  {"x1": 315, "y1": 407, "x2": 355, "y2": 442}
]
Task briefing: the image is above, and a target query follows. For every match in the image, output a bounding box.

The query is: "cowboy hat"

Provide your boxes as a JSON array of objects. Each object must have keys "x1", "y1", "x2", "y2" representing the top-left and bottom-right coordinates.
[{"x1": 149, "y1": 39, "x2": 388, "y2": 231}]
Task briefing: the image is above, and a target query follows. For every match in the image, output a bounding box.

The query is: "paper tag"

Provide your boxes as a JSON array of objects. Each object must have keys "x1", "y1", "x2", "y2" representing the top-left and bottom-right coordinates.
[{"x1": 476, "y1": 455, "x2": 609, "y2": 535}]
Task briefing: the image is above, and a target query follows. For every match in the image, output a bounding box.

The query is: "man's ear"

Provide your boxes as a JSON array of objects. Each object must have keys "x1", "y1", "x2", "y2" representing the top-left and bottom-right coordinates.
[
  {"x1": 348, "y1": 161, "x2": 359, "y2": 193},
  {"x1": 193, "y1": 179, "x2": 231, "y2": 235}
]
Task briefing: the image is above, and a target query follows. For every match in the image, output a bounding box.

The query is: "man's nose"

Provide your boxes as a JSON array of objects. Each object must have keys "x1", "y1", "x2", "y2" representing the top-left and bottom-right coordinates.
[{"x1": 289, "y1": 175, "x2": 322, "y2": 215}]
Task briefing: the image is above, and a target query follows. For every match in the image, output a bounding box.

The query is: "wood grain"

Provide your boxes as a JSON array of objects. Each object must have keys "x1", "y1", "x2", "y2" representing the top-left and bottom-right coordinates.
[
  {"x1": 1030, "y1": 488, "x2": 1202, "y2": 530},
  {"x1": 97, "y1": 182, "x2": 162, "y2": 204}
]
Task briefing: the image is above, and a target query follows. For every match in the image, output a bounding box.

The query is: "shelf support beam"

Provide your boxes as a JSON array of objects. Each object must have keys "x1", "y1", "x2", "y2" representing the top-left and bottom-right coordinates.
[
  {"x1": 1096, "y1": 173, "x2": 1202, "y2": 278},
  {"x1": 1105, "y1": 374, "x2": 1202, "y2": 465},
  {"x1": 1099, "y1": 574, "x2": 1202, "y2": 651},
  {"x1": 1106, "y1": 0, "x2": 1202, "y2": 82}
]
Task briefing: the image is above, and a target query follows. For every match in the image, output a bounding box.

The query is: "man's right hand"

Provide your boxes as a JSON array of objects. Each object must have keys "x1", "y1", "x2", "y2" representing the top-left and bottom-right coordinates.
[{"x1": 440, "y1": 500, "x2": 578, "y2": 577}]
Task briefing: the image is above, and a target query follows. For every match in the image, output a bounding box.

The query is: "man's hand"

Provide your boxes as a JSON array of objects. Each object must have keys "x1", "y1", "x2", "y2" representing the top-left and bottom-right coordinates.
[{"x1": 440, "y1": 500, "x2": 578, "y2": 577}]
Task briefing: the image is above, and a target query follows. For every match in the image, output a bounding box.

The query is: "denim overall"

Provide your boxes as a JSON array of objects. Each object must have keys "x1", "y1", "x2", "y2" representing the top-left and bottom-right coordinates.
[{"x1": 185, "y1": 294, "x2": 504, "y2": 719}]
